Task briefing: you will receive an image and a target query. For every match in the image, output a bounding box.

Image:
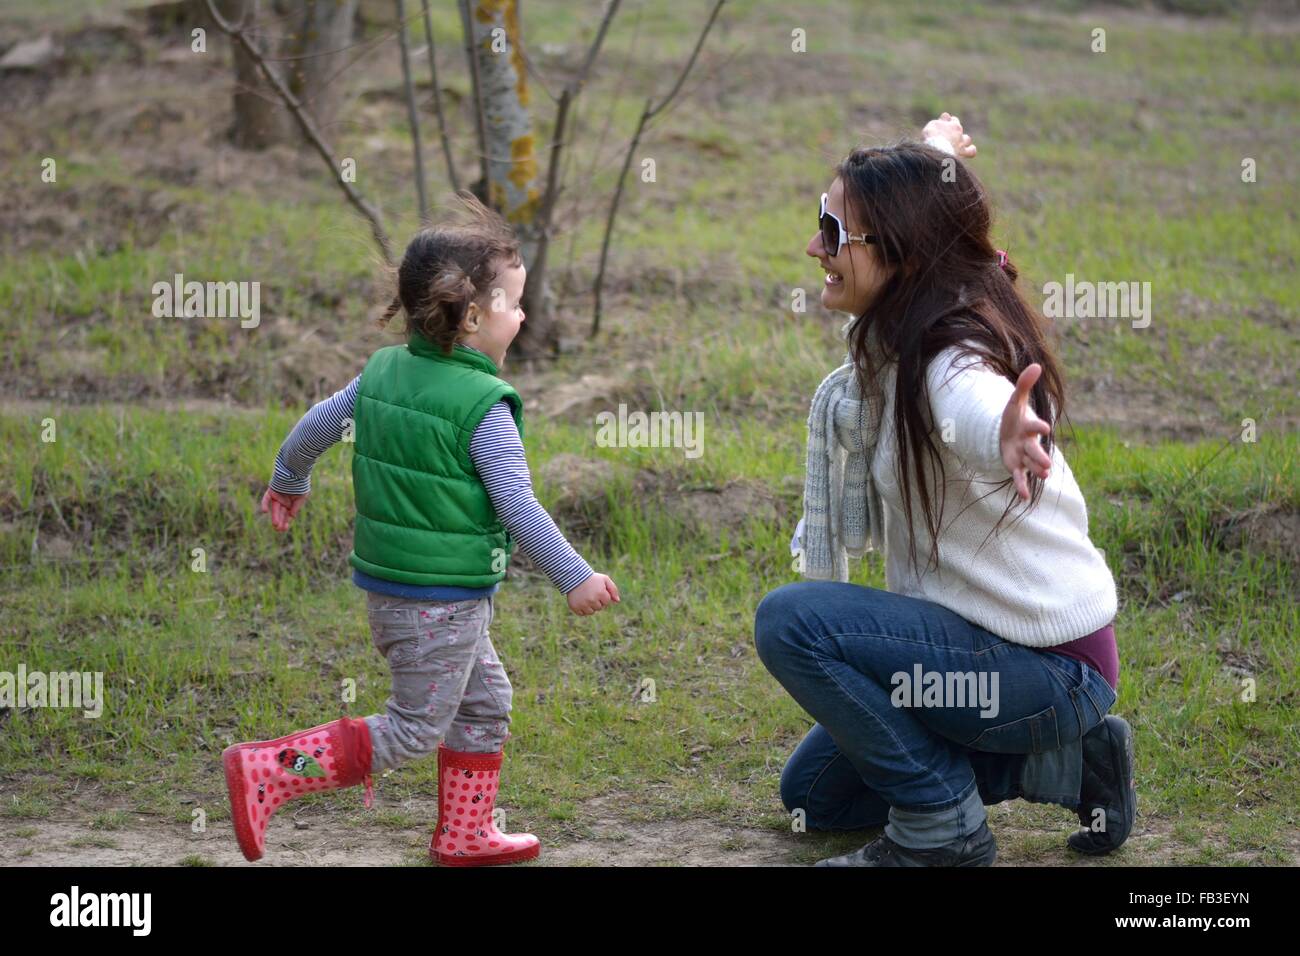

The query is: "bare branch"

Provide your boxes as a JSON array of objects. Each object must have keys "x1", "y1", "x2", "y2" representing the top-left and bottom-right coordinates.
[
  {"x1": 459, "y1": 0, "x2": 490, "y2": 201},
  {"x1": 395, "y1": 0, "x2": 429, "y2": 220},
  {"x1": 592, "y1": 0, "x2": 726, "y2": 336},
  {"x1": 523, "y1": 0, "x2": 622, "y2": 326},
  {"x1": 552, "y1": 0, "x2": 646, "y2": 316},
  {"x1": 420, "y1": 0, "x2": 460, "y2": 193},
  {"x1": 523, "y1": 86, "x2": 572, "y2": 319},
  {"x1": 203, "y1": 0, "x2": 394, "y2": 263},
  {"x1": 592, "y1": 98, "x2": 651, "y2": 338},
  {"x1": 571, "y1": 0, "x2": 623, "y2": 94},
  {"x1": 647, "y1": 0, "x2": 725, "y2": 119}
]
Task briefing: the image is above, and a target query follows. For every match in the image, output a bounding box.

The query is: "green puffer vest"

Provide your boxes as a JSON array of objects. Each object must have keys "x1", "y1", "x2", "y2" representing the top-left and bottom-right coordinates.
[{"x1": 348, "y1": 333, "x2": 523, "y2": 587}]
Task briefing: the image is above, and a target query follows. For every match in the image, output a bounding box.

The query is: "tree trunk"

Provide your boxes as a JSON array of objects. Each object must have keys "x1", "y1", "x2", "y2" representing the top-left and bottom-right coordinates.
[
  {"x1": 229, "y1": 0, "x2": 359, "y2": 150},
  {"x1": 467, "y1": 0, "x2": 553, "y2": 356},
  {"x1": 229, "y1": 0, "x2": 288, "y2": 147}
]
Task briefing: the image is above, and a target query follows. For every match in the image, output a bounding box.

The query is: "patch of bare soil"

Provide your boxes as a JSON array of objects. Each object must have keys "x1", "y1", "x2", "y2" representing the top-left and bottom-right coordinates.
[
  {"x1": 1216, "y1": 505, "x2": 1300, "y2": 566},
  {"x1": 5, "y1": 789, "x2": 1282, "y2": 867},
  {"x1": 1213, "y1": 505, "x2": 1300, "y2": 588},
  {"x1": 0, "y1": 791, "x2": 797, "y2": 867}
]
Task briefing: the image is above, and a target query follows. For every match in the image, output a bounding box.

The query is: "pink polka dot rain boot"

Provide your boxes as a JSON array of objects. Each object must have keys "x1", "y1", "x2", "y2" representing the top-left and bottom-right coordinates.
[
  {"x1": 223, "y1": 717, "x2": 374, "y2": 862},
  {"x1": 431, "y1": 744, "x2": 540, "y2": 866}
]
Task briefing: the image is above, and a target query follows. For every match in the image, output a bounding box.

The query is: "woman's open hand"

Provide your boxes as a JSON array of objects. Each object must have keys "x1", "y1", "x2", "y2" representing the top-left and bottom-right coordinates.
[
  {"x1": 999, "y1": 364, "x2": 1052, "y2": 501},
  {"x1": 923, "y1": 112, "x2": 977, "y2": 158},
  {"x1": 261, "y1": 487, "x2": 309, "y2": 532}
]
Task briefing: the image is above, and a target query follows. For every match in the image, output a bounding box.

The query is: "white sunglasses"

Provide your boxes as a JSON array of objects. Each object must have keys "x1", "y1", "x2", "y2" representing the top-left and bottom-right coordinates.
[{"x1": 820, "y1": 192, "x2": 878, "y2": 256}]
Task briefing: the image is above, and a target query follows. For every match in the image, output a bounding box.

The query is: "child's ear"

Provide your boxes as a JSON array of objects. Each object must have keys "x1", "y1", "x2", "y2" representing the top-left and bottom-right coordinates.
[{"x1": 461, "y1": 301, "x2": 481, "y2": 334}]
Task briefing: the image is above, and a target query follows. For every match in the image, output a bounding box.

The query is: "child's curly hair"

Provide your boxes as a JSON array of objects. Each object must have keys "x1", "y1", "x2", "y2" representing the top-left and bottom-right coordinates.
[{"x1": 379, "y1": 192, "x2": 522, "y2": 353}]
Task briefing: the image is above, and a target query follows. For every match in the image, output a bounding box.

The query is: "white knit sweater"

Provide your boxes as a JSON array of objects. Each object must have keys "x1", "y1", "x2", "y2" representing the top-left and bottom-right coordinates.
[{"x1": 869, "y1": 347, "x2": 1117, "y2": 646}]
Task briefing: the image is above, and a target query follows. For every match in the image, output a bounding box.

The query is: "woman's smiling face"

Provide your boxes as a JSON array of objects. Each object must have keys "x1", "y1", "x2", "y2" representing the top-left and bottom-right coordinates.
[{"x1": 806, "y1": 176, "x2": 892, "y2": 315}]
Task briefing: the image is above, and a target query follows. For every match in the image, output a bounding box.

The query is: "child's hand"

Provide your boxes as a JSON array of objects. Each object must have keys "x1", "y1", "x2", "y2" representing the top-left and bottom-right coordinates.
[
  {"x1": 999, "y1": 364, "x2": 1053, "y2": 501},
  {"x1": 567, "y1": 573, "x2": 620, "y2": 616},
  {"x1": 261, "y1": 487, "x2": 309, "y2": 532},
  {"x1": 923, "y1": 112, "x2": 977, "y2": 158}
]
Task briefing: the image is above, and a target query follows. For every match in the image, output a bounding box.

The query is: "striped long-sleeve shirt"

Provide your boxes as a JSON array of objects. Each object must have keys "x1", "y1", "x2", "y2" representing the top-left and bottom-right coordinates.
[{"x1": 270, "y1": 369, "x2": 594, "y2": 599}]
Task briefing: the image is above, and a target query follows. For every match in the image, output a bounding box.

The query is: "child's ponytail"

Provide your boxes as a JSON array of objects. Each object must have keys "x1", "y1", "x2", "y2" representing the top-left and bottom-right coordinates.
[{"x1": 380, "y1": 293, "x2": 403, "y2": 324}]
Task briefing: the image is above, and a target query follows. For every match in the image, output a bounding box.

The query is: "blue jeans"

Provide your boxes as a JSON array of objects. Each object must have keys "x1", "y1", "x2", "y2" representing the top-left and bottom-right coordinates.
[{"x1": 754, "y1": 581, "x2": 1117, "y2": 849}]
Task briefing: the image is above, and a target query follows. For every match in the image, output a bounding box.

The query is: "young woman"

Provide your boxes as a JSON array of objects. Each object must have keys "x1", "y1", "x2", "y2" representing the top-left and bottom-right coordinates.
[{"x1": 754, "y1": 115, "x2": 1135, "y2": 867}]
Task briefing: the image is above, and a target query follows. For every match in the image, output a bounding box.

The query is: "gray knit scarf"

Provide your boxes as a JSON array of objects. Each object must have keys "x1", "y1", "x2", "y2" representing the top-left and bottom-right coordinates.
[{"x1": 795, "y1": 318, "x2": 886, "y2": 581}]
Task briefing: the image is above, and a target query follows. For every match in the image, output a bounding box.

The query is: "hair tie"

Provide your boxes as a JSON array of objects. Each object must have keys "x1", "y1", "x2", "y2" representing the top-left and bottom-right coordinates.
[{"x1": 996, "y1": 249, "x2": 1009, "y2": 271}]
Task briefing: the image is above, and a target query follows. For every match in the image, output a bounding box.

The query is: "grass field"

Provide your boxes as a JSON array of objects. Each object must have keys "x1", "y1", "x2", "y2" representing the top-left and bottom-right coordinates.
[{"x1": 1, "y1": 0, "x2": 1297, "y2": 866}]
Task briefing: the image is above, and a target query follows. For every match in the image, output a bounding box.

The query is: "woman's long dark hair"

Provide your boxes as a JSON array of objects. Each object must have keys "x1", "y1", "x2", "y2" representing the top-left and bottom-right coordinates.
[{"x1": 837, "y1": 140, "x2": 1066, "y2": 573}]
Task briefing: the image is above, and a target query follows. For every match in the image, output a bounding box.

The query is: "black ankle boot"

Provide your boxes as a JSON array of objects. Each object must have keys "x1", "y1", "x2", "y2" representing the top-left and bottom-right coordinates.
[
  {"x1": 1068, "y1": 715, "x2": 1137, "y2": 855},
  {"x1": 815, "y1": 821, "x2": 997, "y2": 867}
]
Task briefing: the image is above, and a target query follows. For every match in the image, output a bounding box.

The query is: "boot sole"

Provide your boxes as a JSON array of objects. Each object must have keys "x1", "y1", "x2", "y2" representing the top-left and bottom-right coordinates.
[
  {"x1": 1068, "y1": 715, "x2": 1136, "y2": 855},
  {"x1": 432, "y1": 843, "x2": 540, "y2": 867},
  {"x1": 223, "y1": 745, "x2": 263, "y2": 863},
  {"x1": 815, "y1": 829, "x2": 997, "y2": 867}
]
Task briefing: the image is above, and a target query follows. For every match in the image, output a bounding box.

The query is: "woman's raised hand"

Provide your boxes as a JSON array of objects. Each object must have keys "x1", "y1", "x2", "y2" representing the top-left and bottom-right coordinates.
[
  {"x1": 999, "y1": 364, "x2": 1052, "y2": 501},
  {"x1": 923, "y1": 111, "x2": 977, "y2": 158},
  {"x1": 261, "y1": 487, "x2": 309, "y2": 531}
]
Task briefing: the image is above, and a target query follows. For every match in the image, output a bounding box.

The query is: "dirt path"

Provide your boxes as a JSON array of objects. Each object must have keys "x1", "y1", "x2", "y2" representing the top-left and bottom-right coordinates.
[
  {"x1": 1, "y1": 795, "x2": 1237, "y2": 867},
  {"x1": 0, "y1": 792, "x2": 802, "y2": 867}
]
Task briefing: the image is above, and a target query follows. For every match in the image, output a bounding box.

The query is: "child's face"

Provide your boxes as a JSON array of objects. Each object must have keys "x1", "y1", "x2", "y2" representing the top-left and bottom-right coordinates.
[
  {"x1": 806, "y1": 176, "x2": 890, "y2": 316},
  {"x1": 462, "y1": 258, "x2": 526, "y2": 365}
]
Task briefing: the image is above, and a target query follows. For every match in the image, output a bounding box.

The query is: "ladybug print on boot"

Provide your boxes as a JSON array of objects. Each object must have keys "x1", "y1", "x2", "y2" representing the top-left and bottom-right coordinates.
[
  {"x1": 277, "y1": 748, "x2": 326, "y2": 779},
  {"x1": 222, "y1": 717, "x2": 373, "y2": 863}
]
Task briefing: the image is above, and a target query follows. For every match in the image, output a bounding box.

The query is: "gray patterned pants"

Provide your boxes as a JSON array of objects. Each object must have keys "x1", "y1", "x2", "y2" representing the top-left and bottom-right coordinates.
[{"x1": 362, "y1": 592, "x2": 513, "y2": 771}]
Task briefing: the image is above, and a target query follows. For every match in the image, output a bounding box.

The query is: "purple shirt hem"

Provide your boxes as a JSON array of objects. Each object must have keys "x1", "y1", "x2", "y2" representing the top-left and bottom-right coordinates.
[{"x1": 1042, "y1": 622, "x2": 1119, "y2": 691}]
